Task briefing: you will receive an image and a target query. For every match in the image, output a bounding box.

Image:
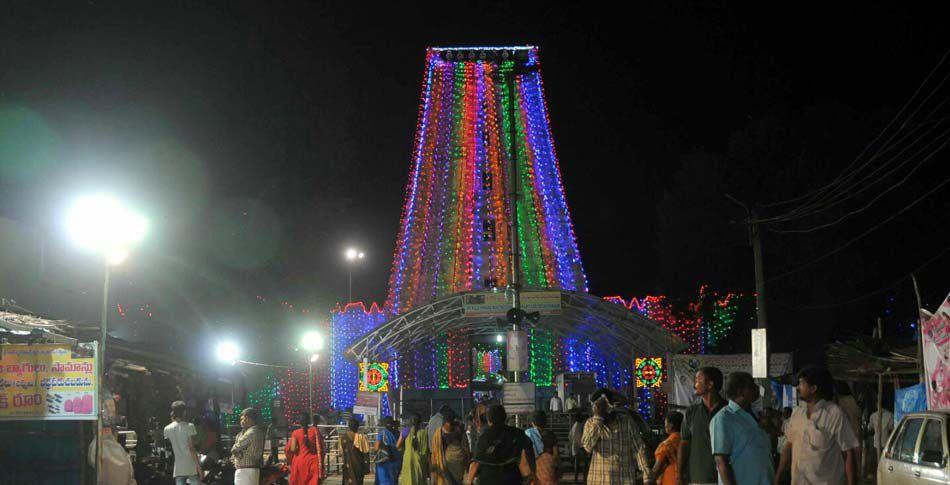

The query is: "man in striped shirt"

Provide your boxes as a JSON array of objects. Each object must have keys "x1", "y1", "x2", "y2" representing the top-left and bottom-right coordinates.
[
  {"x1": 231, "y1": 407, "x2": 266, "y2": 485},
  {"x1": 582, "y1": 389, "x2": 654, "y2": 484}
]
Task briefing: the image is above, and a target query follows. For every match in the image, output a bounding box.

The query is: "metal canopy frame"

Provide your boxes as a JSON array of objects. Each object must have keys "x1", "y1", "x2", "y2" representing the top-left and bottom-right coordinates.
[{"x1": 344, "y1": 291, "x2": 684, "y2": 364}]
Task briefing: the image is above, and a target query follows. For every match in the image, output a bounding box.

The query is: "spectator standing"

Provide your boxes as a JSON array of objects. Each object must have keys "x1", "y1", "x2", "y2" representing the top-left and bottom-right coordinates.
[
  {"x1": 466, "y1": 404, "x2": 534, "y2": 484},
  {"x1": 88, "y1": 417, "x2": 137, "y2": 485},
  {"x1": 231, "y1": 407, "x2": 266, "y2": 485},
  {"x1": 535, "y1": 431, "x2": 561, "y2": 485},
  {"x1": 678, "y1": 367, "x2": 726, "y2": 485},
  {"x1": 525, "y1": 411, "x2": 548, "y2": 457},
  {"x1": 339, "y1": 417, "x2": 369, "y2": 485},
  {"x1": 710, "y1": 372, "x2": 775, "y2": 485},
  {"x1": 284, "y1": 412, "x2": 325, "y2": 485},
  {"x1": 431, "y1": 410, "x2": 470, "y2": 485},
  {"x1": 164, "y1": 401, "x2": 201, "y2": 485},
  {"x1": 428, "y1": 405, "x2": 451, "y2": 443},
  {"x1": 868, "y1": 406, "x2": 894, "y2": 456},
  {"x1": 549, "y1": 394, "x2": 563, "y2": 412},
  {"x1": 565, "y1": 393, "x2": 579, "y2": 412},
  {"x1": 653, "y1": 412, "x2": 683, "y2": 485},
  {"x1": 399, "y1": 413, "x2": 429, "y2": 485},
  {"x1": 776, "y1": 366, "x2": 861, "y2": 485},
  {"x1": 582, "y1": 388, "x2": 653, "y2": 484},
  {"x1": 569, "y1": 412, "x2": 589, "y2": 482}
]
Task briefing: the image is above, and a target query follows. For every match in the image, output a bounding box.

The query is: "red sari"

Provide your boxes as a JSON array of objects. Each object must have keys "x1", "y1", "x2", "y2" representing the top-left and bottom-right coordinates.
[{"x1": 285, "y1": 426, "x2": 325, "y2": 485}]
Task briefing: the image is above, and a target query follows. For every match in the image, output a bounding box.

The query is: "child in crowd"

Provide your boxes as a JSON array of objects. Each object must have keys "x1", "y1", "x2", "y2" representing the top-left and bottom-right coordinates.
[{"x1": 535, "y1": 431, "x2": 560, "y2": 485}]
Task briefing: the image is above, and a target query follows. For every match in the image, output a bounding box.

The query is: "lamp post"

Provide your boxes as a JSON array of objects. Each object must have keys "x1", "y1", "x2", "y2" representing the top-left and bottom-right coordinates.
[
  {"x1": 300, "y1": 330, "x2": 324, "y2": 419},
  {"x1": 344, "y1": 248, "x2": 365, "y2": 303},
  {"x1": 66, "y1": 194, "x2": 147, "y2": 483}
]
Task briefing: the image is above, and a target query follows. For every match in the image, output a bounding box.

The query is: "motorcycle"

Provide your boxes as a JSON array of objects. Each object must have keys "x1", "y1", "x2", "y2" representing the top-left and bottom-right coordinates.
[{"x1": 199, "y1": 454, "x2": 288, "y2": 485}]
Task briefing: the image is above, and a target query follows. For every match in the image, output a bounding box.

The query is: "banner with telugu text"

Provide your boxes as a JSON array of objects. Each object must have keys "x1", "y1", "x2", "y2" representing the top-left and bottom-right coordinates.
[
  {"x1": 0, "y1": 343, "x2": 98, "y2": 420},
  {"x1": 922, "y1": 292, "x2": 950, "y2": 410}
]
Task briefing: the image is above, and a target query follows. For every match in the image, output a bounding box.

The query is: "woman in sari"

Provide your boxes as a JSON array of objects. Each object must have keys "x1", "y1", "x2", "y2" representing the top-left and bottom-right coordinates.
[
  {"x1": 375, "y1": 417, "x2": 401, "y2": 485},
  {"x1": 397, "y1": 413, "x2": 429, "y2": 485},
  {"x1": 285, "y1": 413, "x2": 325, "y2": 485},
  {"x1": 430, "y1": 410, "x2": 470, "y2": 485},
  {"x1": 339, "y1": 418, "x2": 368, "y2": 485}
]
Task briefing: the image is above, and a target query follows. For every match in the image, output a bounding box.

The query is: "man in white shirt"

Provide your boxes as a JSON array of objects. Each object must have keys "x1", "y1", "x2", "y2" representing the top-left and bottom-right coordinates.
[
  {"x1": 868, "y1": 407, "x2": 894, "y2": 455},
  {"x1": 776, "y1": 367, "x2": 860, "y2": 485},
  {"x1": 163, "y1": 401, "x2": 201, "y2": 485},
  {"x1": 565, "y1": 394, "x2": 579, "y2": 411},
  {"x1": 549, "y1": 394, "x2": 563, "y2": 412}
]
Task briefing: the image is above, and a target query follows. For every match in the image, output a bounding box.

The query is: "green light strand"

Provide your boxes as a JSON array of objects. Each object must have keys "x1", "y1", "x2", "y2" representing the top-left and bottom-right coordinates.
[{"x1": 436, "y1": 333, "x2": 449, "y2": 389}]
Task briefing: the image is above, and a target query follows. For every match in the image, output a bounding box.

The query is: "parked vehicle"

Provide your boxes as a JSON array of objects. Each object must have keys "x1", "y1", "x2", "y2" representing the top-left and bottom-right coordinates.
[
  {"x1": 878, "y1": 411, "x2": 950, "y2": 484},
  {"x1": 199, "y1": 454, "x2": 288, "y2": 485}
]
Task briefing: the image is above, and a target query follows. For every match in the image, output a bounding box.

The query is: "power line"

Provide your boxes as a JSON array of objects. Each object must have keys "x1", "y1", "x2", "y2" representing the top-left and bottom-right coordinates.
[
  {"x1": 765, "y1": 173, "x2": 950, "y2": 283},
  {"x1": 770, "y1": 130, "x2": 950, "y2": 233},
  {"x1": 760, "y1": 88, "x2": 950, "y2": 224},
  {"x1": 770, "y1": 245, "x2": 950, "y2": 311},
  {"x1": 763, "y1": 49, "x2": 950, "y2": 208}
]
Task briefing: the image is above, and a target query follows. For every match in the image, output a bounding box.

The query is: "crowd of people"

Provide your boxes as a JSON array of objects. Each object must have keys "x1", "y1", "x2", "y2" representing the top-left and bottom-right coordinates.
[{"x1": 142, "y1": 363, "x2": 884, "y2": 485}]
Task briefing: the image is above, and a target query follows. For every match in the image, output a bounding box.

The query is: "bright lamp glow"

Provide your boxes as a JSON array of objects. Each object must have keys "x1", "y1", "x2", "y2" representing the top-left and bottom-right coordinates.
[
  {"x1": 309, "y1": 353, "x2": 319, "y2": 363},
  {"x1": 496, "y1": 334, "x2": 504, "y2": 343},
  {"x1": 216, "y1": 341, "x2": 240, "y2": 363},
  {"x1": 300, "y1": 331, "x2": 324, "y2": 352},
  {"x1": 66, "y1": 194, "x2": 148, "y2": 261},
  {"x1": 345, "y1": 248, "x2": 359, "y2": 261}
]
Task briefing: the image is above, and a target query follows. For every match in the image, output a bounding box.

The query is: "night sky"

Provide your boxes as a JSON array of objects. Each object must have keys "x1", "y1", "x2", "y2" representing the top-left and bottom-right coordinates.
[{"x1": 1, "y1": 2, "x2": 947, "y2": 362}]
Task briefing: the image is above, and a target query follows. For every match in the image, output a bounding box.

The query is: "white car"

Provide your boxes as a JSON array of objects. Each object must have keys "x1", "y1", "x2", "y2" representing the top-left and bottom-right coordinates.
[{"x1": 879, "y1": 411, "x2": 950, "y2": 484}]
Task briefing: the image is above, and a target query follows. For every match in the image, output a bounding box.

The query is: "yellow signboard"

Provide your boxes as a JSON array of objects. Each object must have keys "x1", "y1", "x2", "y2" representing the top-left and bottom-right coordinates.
[{"x1": 0, "y1": 343, "x2": 98, "y2": 420}]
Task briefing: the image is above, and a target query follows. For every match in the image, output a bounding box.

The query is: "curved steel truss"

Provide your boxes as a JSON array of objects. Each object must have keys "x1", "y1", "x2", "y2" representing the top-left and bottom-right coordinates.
[{"x1": 344, "y1": 290, "x2": 684, "y2": 363}]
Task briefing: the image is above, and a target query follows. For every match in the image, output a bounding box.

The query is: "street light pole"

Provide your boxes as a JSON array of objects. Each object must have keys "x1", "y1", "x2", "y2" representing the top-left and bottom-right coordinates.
[
  {"x1": 95, "y1": 262, "x2": 111, "y2": 482},
  {"x1": 348, "y1": 266, "x2": 353, "y2": 304}
]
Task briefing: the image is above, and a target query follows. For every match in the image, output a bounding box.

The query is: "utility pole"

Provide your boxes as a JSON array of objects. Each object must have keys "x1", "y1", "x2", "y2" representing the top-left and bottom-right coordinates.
[
  {"x1": 726, "y1": 194, "x2": 771, "y2": 406},
  {"x1": 750, "y1": 209, "x2": 769, "y2": 331},
  {"x1": 912, "y1": 273, "x2": 926, "y2": 384}
]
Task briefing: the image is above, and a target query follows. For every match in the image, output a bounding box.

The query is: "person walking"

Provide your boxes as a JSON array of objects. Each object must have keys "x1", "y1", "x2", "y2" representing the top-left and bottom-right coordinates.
[
  {"x1": 428, "y1": 405, "x2": 451, "y2": 443},
  {"x1": 374, "y1": 417, "x2": 401, "y2": 485},
  {"x1": 399, "y1": 413, "x2": 429, "y2": 485},
  {"x1": 466, "y1": 404, "x2": 534, "y2": 485},
  {"x1": 653, "y1": 412, "x2": 683, "y2": 485},
  {"x1": 284, "y1": 412, "x2": 325, "y2": 485},
  {"x1": 710, "y1": 372, "x2": 775, "y2": 485},
  {"x1": 431, "y1": 409, "x2": 470, "y2": 485},
  {"x1": 582, "y1": 388, "x2": 654, "y2": 484},
  {"x1": 549, "y1": 394, "x2": 563, "y2": 413},
  {"x1": 339, "y1": 417, "x2": 368, "y2": 485},
  {"x1": 231, "y1": 407, "x2": 266, "y2": 485},
  {"x1": 163, "y1": 401, "x2": 202, "y2": 485},
  {"x1": 678, "y1": 367, "x2": 726, "y2": 485},
  {"x1": 525, "y1": 411, "x2": 548, "y2": 458},
  {"x1": 775, "y1": 366, "x2": 860, "y2": 485}
]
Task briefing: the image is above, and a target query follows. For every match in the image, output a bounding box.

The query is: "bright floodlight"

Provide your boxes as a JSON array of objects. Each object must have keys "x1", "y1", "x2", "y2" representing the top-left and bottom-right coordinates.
[
  {"x1": 309, "y1": 353, "x2": 319, "y2": 363},
  {"x1": 496, "y1": 334, "x2": 504, "y2": 343},
  {"x1": 300, "y1": 331, "x2": 324, "y2": 351},
  {"x1": 345, "y1": 248, "x2": 359, "y2": 261},
  {"x1": 66, "y1": 194, "x2": 148, "y2": 260},
  {"x1": 216, "y1": 341, "x2": 240, "y2": 363}
]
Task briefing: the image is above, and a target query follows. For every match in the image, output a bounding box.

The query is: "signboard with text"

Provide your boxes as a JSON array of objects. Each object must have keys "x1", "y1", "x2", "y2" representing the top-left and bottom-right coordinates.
[
  {"x1": 0, "y1": 343, "x2": 98, "y2": 420},
  {"x1": 462, "y1": 291, "x2": 562, "y2": 316},
  {"x1": 353, "y1": 390, "x2": 381, "y2": 417},
  {"x1": 502, "y1": 382, "x2": 536, "y2": 414}
]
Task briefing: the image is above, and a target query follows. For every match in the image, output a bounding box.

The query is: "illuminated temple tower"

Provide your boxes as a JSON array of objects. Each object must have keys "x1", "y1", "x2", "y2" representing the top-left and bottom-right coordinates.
[
  {"x1": 332, "y1": 47, "x2": 645, "y2": 410},
  {"x1": 387, "y1": 47, "x2": 587, "y2": 312}
]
